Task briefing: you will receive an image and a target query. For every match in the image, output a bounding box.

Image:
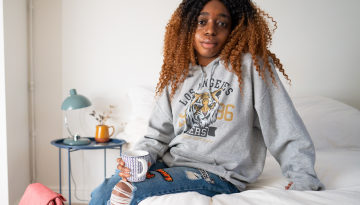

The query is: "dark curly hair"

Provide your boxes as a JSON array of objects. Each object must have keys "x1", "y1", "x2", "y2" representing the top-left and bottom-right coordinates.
[{"x1": 156, "y1": 0, "x2": 290, "y2": 98}]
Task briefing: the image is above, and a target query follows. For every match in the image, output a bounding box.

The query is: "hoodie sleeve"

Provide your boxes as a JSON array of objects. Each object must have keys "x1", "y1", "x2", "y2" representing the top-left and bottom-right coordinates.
[
  {"x1": 134, "y1": 89, "x2": 175, "y2": 165},
  {"x1": 252, "y1": 59, "x2": 324, "y2": 191}
]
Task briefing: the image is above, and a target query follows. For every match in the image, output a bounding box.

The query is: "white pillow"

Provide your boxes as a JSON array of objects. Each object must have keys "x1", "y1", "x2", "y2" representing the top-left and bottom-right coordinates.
[
  {"x1": 117, "y1": 85, "x2": 155, "y2": 149},
  {"x1": 293, "y1": 96, "x2": 360, "y2": 150}
]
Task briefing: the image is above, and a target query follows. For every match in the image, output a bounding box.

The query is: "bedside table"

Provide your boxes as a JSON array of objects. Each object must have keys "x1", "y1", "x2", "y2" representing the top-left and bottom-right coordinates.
[{"x1": 51, "y1": 137, "x2": 126, "y2": 205}]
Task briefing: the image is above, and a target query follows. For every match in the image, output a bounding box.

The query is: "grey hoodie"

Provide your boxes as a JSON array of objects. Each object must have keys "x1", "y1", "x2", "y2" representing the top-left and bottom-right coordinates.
[{"x1": 135, "y1": 53, "x2": 324, "y2": 191}]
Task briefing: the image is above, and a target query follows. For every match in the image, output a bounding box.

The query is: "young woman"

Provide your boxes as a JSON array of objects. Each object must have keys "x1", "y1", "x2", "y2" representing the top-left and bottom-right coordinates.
[{"x1": 90, "y1": 0, "x2": 324, "y2": 204}]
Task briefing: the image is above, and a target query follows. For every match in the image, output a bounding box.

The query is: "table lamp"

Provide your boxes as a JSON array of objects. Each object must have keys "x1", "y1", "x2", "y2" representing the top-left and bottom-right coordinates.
[{"x1": 61, "y1": 89, "x2": 92, "y2": 145}]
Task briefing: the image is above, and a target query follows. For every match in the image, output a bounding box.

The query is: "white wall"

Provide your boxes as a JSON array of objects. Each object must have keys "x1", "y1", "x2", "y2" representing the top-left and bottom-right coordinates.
[
  {"x1": 61, "y1": 0, "x2": 182, "y2": 201},
  {"x1": 31, "y1": 0, "x2": 360, "y2": 203},
  {"x1": 0, "y1": 0, "x2": 9, "y2": 204},
  {"x1": 2, "y1": 0, "x2": 30, "y2": 204},
  {"x1": 31, "y1": 0, "x2": 63, "y2": 195},
  {"x1": 256, "y1": 0, "x2": 360, "y2": 108}
]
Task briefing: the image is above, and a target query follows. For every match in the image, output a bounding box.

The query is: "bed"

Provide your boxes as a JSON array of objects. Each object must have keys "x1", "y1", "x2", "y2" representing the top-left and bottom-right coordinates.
[{"x1": 117, "y1": 86, "x2": 360, "y2": 205}]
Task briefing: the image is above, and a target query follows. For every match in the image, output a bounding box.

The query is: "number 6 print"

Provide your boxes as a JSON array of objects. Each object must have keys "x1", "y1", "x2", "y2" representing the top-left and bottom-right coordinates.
[{"x1": 217, "y1": 103, "x2": 235, "y2": 121}]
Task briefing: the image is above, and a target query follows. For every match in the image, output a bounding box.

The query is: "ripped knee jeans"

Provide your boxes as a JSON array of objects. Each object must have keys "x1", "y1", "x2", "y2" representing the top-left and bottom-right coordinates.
[{"x1": 90, "y1": 160, "x2": 239, "y2": 205}]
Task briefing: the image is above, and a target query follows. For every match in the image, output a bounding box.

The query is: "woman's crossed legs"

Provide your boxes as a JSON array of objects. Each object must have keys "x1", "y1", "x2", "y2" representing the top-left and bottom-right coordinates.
[{"x1": 90, "y1": 161, "x2": 239, "y2": 205}]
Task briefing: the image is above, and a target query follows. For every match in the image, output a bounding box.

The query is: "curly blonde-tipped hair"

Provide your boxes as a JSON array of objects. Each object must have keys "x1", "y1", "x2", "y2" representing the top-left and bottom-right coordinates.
[{"x1": 156, "y1": 0, "x2": 290, "y2": 98}]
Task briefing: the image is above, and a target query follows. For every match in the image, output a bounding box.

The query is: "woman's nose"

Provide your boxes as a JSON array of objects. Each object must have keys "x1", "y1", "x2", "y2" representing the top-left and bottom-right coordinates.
[{"x1": 205, "y1": 22, "x2": 216, "y2": 36}]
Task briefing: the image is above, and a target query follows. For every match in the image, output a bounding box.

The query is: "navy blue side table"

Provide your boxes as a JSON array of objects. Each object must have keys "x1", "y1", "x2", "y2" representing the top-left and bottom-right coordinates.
[{"x1": 51, "y1": 137, "x2": 126, "y2": 205}]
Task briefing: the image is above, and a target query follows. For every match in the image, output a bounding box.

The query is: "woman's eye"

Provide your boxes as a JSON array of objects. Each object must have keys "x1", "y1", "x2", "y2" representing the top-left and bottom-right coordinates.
[
  {"x1": 218, "y1": 21, "x2": 227, "y2": 27},
  {"x1": 198, "y1": 20, "x2": 206, "y2": 25}
]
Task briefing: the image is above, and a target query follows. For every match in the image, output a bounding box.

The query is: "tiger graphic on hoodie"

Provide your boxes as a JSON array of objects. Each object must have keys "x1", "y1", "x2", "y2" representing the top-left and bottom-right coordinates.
[{"x1": 184, "y1": 89, "x2": 222, "y2": 137}]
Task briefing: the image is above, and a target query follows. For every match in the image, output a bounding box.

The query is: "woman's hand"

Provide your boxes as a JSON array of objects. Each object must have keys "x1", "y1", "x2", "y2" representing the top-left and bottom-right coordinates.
[{"x1": 117, "y1": 158, "x2": 131, "y2": 181}]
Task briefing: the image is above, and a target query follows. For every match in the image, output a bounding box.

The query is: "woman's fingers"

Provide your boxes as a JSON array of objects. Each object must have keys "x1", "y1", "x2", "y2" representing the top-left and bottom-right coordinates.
[
  {"x1": 116, "y1": 158, "x2": 130, "y2": 171},
  {"x1": 119, "y1": 172, "x2": 131, "y2": 178},
  {"x1": 117, "y1": 158, "x2": 125, "y2": 166},
  {"x1": 117, "y1": 164, "x2": 130, "y2": 172},
  {"x1": 117, "y1": 157, "x2": 131, "y2": 181},
  {"x1": 119, "y1": 172, "x2": 130, "y2": 181}
]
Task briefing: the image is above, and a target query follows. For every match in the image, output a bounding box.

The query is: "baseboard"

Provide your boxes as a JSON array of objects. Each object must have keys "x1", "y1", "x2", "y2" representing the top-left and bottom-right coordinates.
[{"x1": 49, "y1": 186, "x2": 91, "y2": 204}]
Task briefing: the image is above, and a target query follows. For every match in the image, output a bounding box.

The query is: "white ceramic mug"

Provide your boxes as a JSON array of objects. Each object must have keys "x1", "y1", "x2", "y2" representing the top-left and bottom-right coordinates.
[{"x1": 121, "y1": 150, "x2": 150, "y2": 182}]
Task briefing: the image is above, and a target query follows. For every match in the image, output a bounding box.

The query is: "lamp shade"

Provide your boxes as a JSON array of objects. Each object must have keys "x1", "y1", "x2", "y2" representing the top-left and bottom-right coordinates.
[{"x1": 61, "y1": 89, "x2": 91, "y2": 110}]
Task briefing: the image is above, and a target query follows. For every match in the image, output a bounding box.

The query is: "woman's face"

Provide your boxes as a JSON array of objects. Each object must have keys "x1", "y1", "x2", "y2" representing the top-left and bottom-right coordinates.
[{"x1": 193, "y1": 0, "x2": 232, "y2": 66}]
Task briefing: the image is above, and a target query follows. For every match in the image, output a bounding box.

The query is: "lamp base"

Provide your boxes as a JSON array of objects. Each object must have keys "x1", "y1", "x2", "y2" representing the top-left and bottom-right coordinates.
[{"x1": 63, "y1": 137, "x2": 91, "y2": 146}]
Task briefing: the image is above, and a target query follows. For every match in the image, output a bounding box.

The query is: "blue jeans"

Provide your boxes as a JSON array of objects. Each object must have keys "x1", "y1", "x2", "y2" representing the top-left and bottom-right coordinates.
[{"x1": 90, "y1": 161, "x2": 239, "y2": 205}]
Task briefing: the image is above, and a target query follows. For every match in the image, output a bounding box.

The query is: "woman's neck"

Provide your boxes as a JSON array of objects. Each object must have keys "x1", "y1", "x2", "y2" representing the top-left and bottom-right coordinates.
[{"x1": 197, "y1": 56, "x2": 220, "y2": 67}]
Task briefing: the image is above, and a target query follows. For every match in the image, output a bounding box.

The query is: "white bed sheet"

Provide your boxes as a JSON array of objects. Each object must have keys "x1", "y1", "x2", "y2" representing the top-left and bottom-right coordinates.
[{"x1": 140, "y1": 149, "x2": 360, "y2": 205}]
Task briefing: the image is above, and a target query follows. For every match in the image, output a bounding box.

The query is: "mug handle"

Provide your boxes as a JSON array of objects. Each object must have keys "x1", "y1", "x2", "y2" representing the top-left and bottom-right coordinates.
[
  {"x1": 137, "y1": 158, "x2": 148, "y2": 178},
  {"x1": 108, "y1": 125, "x2": 115, "y2": 137}
]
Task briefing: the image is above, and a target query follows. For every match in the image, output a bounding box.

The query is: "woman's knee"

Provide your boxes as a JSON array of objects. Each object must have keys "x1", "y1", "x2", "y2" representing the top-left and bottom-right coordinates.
[{"x1": 110, "y1": 181, "x2": 135, "y2": 205}]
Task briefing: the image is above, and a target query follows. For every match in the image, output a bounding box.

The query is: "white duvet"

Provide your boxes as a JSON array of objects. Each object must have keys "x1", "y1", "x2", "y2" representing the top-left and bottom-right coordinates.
[
  {"x1": 140, "y1": 149, "x2": 360, "y2": 205},
  {"x1": 121, "y1": 93, "x2": 360, "y2": 205}
]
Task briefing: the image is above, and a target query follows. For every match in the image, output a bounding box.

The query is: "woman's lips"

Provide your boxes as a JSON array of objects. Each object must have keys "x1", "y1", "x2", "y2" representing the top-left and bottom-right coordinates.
[{"x1": 201, "y1": 42, "x2": 217, "y2": 49}]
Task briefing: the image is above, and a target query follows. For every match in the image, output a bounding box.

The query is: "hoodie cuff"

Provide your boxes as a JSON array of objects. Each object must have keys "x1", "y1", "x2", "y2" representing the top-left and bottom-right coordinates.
[{"x1": 289, "y1": 177, "x2": 325, "y2": 191}]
